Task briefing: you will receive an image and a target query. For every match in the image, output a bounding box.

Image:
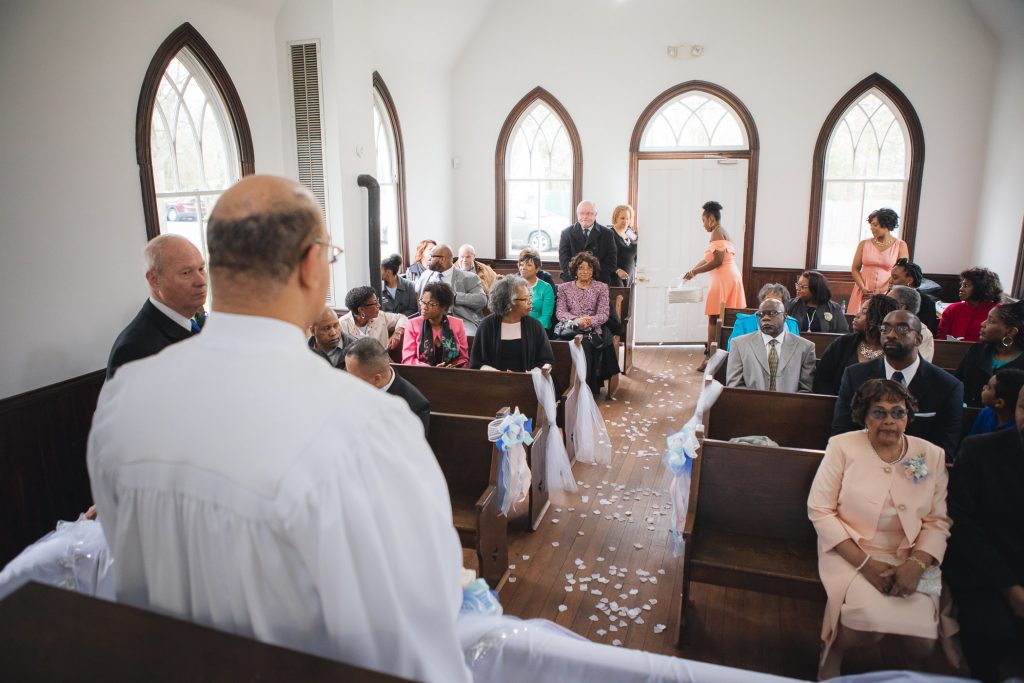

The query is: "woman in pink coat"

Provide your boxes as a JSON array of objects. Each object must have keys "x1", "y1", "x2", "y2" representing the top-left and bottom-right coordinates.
[
  {"x1": 401, "y1": 281, "x2": 469, "y2": 368},
  {"x1": 808, "y1": 379, "x2": 953, "y2": 679}
]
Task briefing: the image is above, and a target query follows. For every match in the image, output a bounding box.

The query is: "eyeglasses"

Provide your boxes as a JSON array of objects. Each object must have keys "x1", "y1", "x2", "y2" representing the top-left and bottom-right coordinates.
[
  {"x1": 794, "y1": 282, "x2": 809, "y2": 290},
  {"x1": 755, "y1": 310, "x2": 783, "y2": 318},
  {"x1": 419, "y1": 299, "x2": 442, "y2": 309},
  {"x1": 879, "y1": 323, "x2": 918, "y2": 335},
  {"x1": 514, "y1": 296, "x2": 533, "y2": 302},
  {"x1": 868, "y1": 407, "x2": 908, "y2": 421},
  {"x1": 312, "y1": 240, "x2": 343, "y2": 265},
  {"x1": 359, "y1": 300, "x2": 381, "y2": 310}
]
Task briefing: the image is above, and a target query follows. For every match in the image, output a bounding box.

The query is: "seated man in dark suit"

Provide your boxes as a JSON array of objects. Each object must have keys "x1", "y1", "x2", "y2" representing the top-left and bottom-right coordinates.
[
  {"x1": 558, "y1": 200, "x2": 617, "y2": 285},
  {"x1": 106, "y1": 234, "x2": 206, "y2": 379},
  {"x1": 945, "y1": 385, "x2": 1024, "y2": 683},
  {"x1": 831, "y1": 309, "x2": 963, "y2": 460},
  {"x1": 344, "y1": 337, "x2": 430, "y2": 435},
  {"x1": 307, "y1": 306, "x2": 354, "y2": 369}
]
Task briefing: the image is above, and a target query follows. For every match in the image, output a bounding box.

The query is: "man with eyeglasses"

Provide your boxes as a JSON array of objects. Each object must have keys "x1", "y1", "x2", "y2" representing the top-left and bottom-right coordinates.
[
  {"x1": 832, "y1": 309, "x2": 963, "y2": 460},
  {"x1": 414, "y1": 244, "x2": 486, "y2": 334},
  {"x1": 88, "y1": 175, "x2": 471, "y2": 682},
  {"x1": 726, "y1": 297, "x2": 817, "y2": 392}
]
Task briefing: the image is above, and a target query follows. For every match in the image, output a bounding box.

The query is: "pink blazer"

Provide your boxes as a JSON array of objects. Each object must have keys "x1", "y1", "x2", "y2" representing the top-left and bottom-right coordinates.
[{"x1": 401, "y1": 314, "x2": 469, "y2": 367}]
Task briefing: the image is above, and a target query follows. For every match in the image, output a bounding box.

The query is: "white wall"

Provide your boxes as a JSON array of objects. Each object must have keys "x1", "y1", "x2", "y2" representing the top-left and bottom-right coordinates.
[
  {"x1": 971, "y1": 0, "x2": 1024, "y2": 289},
  {"x1": 450, "y1": 0, "x2": 997, "y2": 272},
  {"x1": 0, "y1": 0, "x2": 285, "y2": 399}
]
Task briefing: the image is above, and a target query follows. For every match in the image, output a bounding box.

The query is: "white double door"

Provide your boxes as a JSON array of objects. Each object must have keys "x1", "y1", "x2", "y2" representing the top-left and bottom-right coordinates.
[{"x1": 634, "y1": 158, "x2": 749, "y2": 344}]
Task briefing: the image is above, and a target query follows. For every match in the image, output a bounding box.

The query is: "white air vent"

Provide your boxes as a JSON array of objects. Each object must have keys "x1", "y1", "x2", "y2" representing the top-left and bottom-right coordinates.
[{"x1": 289, "y1": 40, "x2": 334, "y2": 305}]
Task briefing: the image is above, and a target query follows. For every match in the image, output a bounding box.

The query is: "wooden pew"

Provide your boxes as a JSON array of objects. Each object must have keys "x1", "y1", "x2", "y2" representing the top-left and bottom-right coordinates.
[
  {"x1": 705, "y1": 385, "x2": 837, "y2": 451},
  {"x1": 803, "y1": 331, "x2": 843, "y2": 358},
  {"x1": 721, "y1": 305, "x2": 756, "y2": 327},
  {"x1": 428, "y1": 411, "x2": 508, "y2": 588},
  {"x1": 679, "y1": 436, "x2": 826, "y2": 645},
  {"x1": 391, "y1": 364, "x2": 550, "y2": 529},
  {"x1": 932, "y1": 338, "x2": 972, "y2": 373},
  {"x1": 609, "y1": 285, "x2": 635, "y2": 375},
  {"x1": 0, "y1": 582, "x2": 413, "y2": 681}
]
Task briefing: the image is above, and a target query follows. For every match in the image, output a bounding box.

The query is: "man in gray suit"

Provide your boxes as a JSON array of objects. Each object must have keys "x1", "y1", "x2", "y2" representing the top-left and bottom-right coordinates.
[
  {"x1": 726, "y1": 298, "x2": 816, "y2": 392},
  {"x1": 415, "y1": 244, "x2": 486, "y2": 334}
]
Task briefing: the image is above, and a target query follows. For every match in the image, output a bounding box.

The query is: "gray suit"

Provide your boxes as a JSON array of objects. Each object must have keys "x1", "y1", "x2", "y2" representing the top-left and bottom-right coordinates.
[
  {"x1": 726, "y1": 331, "x2": 816, "y2": 393},
  {"x1": 416, "y1": 267, "x2": 486, "y2": 334}
]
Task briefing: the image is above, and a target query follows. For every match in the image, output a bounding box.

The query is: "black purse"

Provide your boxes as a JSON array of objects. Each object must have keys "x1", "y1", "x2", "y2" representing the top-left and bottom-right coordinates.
[{"x1": 552, "y1": 320, "x2": 579, "y2": 340}]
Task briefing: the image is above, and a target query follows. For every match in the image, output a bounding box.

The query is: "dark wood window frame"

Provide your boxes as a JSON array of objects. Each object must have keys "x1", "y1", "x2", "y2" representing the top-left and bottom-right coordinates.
[
  {"x1": 136, "y1": 22, "x2": 255, "y2": 241},
  {"x1": 495, "y1": 87, "x2": 582, "y2": 259},
  {"x1": 628, "y1": 80, "x2": 760, "y2": 292},
  {"x1": 1014, "y1": 217, "x2": 1024, "y2": 300},
  {"x1": 372, "y1": 72, "x2": 410, "y2": 267},
  {"x1": 805, "y1": 72, "x2": 925, "y2": 271}
]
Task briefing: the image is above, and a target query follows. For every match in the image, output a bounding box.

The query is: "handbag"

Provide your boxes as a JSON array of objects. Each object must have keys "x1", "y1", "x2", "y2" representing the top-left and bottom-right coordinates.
[{"x1": 552, "y1": 319, "x2": 579, "y2": 340}]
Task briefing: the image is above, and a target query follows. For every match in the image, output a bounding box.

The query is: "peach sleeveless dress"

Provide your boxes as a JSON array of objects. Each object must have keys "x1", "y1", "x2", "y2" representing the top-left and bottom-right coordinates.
[
  {"x1": 848, "y1": 239, "x2": 903, "y2": 312},
  {"x1": 703, "y1": 239, "x2": 746, "y2": 315}
]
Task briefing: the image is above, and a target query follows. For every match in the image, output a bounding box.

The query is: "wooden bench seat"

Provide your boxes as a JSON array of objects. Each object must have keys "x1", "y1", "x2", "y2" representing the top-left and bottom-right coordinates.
[
  {"x1": 679, "y1": 436, "x2": 826, "y2": 645},
  {"x1": 428, "y1": 411, "x2": 508, "y2": 588},
  {"x1": 705, "y1": 385, "x2": 837, "y2": 451}
]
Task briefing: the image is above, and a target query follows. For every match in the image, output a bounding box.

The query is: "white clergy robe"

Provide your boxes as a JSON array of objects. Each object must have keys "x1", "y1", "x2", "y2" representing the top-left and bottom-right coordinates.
[{"x1": 88, "y1": 313, "x2": 470, "y2": 683}]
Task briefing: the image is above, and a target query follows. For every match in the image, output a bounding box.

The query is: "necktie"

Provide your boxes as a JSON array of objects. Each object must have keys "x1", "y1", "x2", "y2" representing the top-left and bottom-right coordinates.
[
  {"x1": 768, "y1": 339, "x2": 779, "y2": 391},
  {"x1": 583, "y1": 228, "x2": 591, "y2": 241},
  {"x1": 892, "y1": 371, "x2": 905, "y2": 386},
  {"x1": 190, "y1": 319, "x2": 201, "y2": 334}
]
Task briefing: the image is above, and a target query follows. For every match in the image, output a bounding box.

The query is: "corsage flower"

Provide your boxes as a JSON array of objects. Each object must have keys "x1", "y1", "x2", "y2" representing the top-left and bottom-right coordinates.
[{"x1": 902, "y1": 454, "x2": 929, "y2": 483}]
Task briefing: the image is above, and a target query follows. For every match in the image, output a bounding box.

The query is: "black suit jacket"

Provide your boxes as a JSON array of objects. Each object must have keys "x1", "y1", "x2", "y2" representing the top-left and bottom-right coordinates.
[
  {"x1": 387, "y1": 372, "x2": 430, "y2": 435},
  {"x1": 831, "y1": 356, "x2": 964, "y2": 460},
  {"x1": 558, "y1": 222, "x2": 617, "y2": 285},
  {"x1": 106, "y1": 300, "x2": 193, "y2": 379}
]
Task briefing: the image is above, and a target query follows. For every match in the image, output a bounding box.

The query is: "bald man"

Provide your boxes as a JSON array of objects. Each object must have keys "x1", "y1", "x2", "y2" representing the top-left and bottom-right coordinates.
[
  {"x1": 558, "y1": 200, "x2": 617, "y2": 285},
  {"x1": 307, "y1": 306, "x2": 354, "y2": 369},
  {"x1": 88, "y1": 175, "x2": 470, "y2": 682},
  {"x1": 415, "y1": 243, "x2": 486, "y2": 333},
  {"x1": 457, "y1": 243, "x2": 497, "y2": 295},
  {"x1": 106, "y1": 234, "x2": 207, "y2": 379}
]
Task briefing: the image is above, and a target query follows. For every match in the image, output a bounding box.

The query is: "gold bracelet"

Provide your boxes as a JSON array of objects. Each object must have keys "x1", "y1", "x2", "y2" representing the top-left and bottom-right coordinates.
[{"x1": 909, "y1": 556, "x2": 928, "y2": 571}]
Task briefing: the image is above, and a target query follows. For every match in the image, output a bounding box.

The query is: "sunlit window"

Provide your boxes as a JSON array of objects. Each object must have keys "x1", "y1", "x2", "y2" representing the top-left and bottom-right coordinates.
[
  {"x1": 818, "y1": 89, "x2": 909, "y2": 269},
  {"x1": 639, "y1": 92, "x2": 747, "y2": 151},
  {"x1": 150, "y1": 48, "x2": 240, "y2": 260},
  {"x1": 373, "y1": 87, "x2": 402, "y2": 259}
]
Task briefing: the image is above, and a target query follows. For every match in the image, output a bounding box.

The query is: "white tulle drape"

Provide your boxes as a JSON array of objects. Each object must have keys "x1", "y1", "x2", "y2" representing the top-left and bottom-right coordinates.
[
  {"x1": 564, "y1": 337, "x2": 612, "y2": 465},
  {"x1": 530, "y1": 369, "x2": 577, "y2": 500}
]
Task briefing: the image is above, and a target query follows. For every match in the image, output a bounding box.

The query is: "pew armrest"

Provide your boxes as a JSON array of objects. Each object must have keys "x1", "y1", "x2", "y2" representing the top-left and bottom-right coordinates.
[{"x1": 683, "y1": 451, "x2": 702, "y2": 539}]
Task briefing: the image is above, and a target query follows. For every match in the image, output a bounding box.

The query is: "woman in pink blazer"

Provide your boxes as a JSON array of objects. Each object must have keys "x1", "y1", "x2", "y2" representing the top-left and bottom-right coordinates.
[
  {"x1": 401, "y1": 280, "x2": 469, "y2": 368},
  {"x1": 808, "y1": 379, "x2": 953, "y2": 679}
]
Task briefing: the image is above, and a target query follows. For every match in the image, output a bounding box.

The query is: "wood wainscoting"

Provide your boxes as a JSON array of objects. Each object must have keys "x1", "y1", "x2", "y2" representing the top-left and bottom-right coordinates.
[{"x1": 0, "y1": 370, "x2": 105, "y2": 566}]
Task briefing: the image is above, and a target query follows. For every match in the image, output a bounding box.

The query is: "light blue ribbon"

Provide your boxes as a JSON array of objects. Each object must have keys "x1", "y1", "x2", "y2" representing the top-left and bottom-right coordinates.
[
  {"x1": 663, "y1": 423, "x2": 698, "y2": 556},
  {"x1": 494, "y1": 412, "x2": 533, "y2": 516}
]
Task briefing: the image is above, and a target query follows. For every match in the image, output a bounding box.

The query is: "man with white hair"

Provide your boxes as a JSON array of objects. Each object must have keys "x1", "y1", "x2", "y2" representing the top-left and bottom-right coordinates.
[
  {"x1": 558, "y1": 200, "x2": 617, "y2": 285},
  {"x1": 457, "y1": 243, "x2": 496, "y2": 294},
  {"x1": 106, "y1": 233, "x2": 207, "y2": 379},
  {"x1": 88, "y1": 175, "x2": 470, "y2": 682}
]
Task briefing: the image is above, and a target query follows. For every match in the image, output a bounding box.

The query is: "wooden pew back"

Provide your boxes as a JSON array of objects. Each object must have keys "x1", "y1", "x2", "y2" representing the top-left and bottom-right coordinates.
[
  {"x1": 392, "y1": 364, "x2": 538, "y2": 417},
  {"x1": 803, "y1": 331, "x2": 843, "y2": 358},
  {"x1": 427, "y1": 412, "x2": 497, "y2": 503},
  {"x1": 722, "y1": 306, "x2": 756, "y2": 327},
  {"x1": 706, "y1": 386, "x2": 837, "y2": 451},
  {"x1": 932, "y1": 339, "x2": 972, "y2": 372}
]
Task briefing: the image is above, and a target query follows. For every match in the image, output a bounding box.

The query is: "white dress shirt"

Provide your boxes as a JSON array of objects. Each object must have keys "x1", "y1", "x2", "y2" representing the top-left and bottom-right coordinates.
[
  {"x1": 759, "y1": 329, "x2": 787, "y2": 362},
  {"x1": 87, "y1": 313, "x2": 470, "y2": 683},
  {"x1": 149, "y1": 296, "x2": 193, "y2": 331},
  {"x1": 884, "y1": 354, "x2": 921, "y2": 386}
]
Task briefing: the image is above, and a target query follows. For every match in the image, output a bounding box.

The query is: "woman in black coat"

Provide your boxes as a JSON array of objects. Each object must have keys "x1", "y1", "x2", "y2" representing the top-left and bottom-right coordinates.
[
  {"x1": 955, "y1": 300, "x2": 1024, "y2": 407},
  {"x1": 470, "y1": 275, "x2": 554, "y2": 372},
  {"x1": 813, "y1": 295, "x2": 899, "y2": 395},
  {"x1": 787, "y1": 270, "x2": 850, "y2": 333}
]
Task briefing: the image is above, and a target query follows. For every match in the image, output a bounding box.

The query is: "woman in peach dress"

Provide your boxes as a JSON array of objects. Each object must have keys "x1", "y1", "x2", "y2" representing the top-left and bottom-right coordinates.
[
  {"x1": 847, "y1": 208, "x2": 910, "y2": 313},
  {"x1": 809, "y1": 379, "x2": 955, "y2": 679},
  {"x1": 682, "y1": 200, "x2": 746, "y2": 371}
]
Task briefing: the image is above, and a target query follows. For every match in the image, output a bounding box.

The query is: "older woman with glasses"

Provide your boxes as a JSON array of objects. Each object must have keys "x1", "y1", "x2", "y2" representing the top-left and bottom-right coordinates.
[
  {"x1": 787, "y1": 270, "x2": 850, "y2": 333},
  {"x1": 401, "y1": 281, "x2": 468, "y2": 367},
  {"x1": 339, "y1": 286, "x2": 407, "y2": 350},
  {"x1": 809, "y1": 379, "x2": 952, "y2": 679},
  {"x1": 517, "y1": 249, "x2": 556, "y2": 331},
  {"x1": 470, "y1": 275, "x2": 554, "y2": 372}
]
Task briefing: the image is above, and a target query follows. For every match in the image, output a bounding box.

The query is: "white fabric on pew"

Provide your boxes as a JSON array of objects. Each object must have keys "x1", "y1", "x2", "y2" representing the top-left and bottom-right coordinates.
[
  {"x1": 564, "y1": 337, "x2": 612, "y2": 465},
  {"x1": 0, "y1": 518, "x2": 114, "y2": 601},
  {"x1": 530, "y1": 368, "x2": 577, "y2": 498},
  {"x1": 456, "y1": 614, "x2": 805, "y2": 683}
]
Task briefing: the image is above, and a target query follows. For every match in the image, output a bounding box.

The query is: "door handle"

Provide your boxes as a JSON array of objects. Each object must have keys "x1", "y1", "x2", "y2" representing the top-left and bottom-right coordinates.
[{"x1": 635, "y1": 274, "x2": 650, "y2": 283}]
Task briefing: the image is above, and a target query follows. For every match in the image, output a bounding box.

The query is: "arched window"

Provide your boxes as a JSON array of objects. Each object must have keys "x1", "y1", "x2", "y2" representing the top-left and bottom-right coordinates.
[
  {"x1": 495, "y1": 87, "x2": 582, "y2": 260},
  {"x1": 136, "y1": 23, "x2": 254, "y2": 256},
  {"x1": 372, "y1": 72, "x2": 408, "y2": 266},
  {"x1": 807, "y1": 73, "x2": 924, "y2": 270},
  {"x1": 638, "y1": 91, "x2": 748, "y2": 151}
]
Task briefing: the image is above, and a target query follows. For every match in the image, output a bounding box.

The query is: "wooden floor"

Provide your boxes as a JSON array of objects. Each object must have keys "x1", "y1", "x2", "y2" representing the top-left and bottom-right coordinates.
[{"x1": 466, "y1": 346, "x2": 964, "y2": 681}]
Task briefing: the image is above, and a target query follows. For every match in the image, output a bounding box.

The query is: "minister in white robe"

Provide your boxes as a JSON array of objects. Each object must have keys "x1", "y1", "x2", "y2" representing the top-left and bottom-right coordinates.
[{"x1": 87, "y1": 175, "x2": 471, "y2": 683}]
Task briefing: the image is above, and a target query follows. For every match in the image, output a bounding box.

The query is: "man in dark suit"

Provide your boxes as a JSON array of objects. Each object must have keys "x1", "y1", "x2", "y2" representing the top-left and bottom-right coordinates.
[
  {"x1": 345, "y1": 337, "x2": 430, "y2": 435},
  {"x1": 832, "y1": 309, "x2": 963, "y2": 459},
  {"x1": 558, "y1": 200, "x2": 617, "y2": 285},
  {"x1": 106, "y1": 234, "x2": 207, "y2": 379},
  {"x1": 307, "y1": 306, "x2": 355, "y2": 369},
  {"x1": 945, "y1": 386, "x2": 1024, "y2": 683}
]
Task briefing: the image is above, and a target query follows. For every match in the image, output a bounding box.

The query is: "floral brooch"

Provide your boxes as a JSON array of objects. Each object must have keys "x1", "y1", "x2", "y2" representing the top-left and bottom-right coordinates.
[
  {"x1": 902, "y1": 454, "x2": 929, "y2": 483},
  {"x1": 823, "y1": 312, "x2": 834, "y2": 322}
]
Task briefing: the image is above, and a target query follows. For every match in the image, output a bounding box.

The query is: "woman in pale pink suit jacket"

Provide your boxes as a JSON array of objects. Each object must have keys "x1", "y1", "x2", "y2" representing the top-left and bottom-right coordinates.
[{"x1": 808, "y1": 379, "x2": 954, "y2": 679}]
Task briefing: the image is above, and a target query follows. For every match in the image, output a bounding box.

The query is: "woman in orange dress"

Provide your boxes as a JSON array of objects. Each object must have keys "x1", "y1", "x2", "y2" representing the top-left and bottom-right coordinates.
[
  {"x1": 848, "y1": 208, "x2": 910, "y2": 313},
  {"x1": 682, "y1": 200, "x2": 746, "y2": 371}
]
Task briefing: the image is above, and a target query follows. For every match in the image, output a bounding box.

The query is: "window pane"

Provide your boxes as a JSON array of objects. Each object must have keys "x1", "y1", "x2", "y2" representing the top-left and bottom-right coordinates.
[
  {"x1": 819, "y1": 181, "x2": 865, "y2": 269},
  {"x1": 640, "y1": 91, "x2": 747, "y2": 151},
  {"x1": 506, "y1": 179, "x2": 567, "y2": 259},
  {"x1": 379, "y1": 183, "x2": 400, "y2": 257}
]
